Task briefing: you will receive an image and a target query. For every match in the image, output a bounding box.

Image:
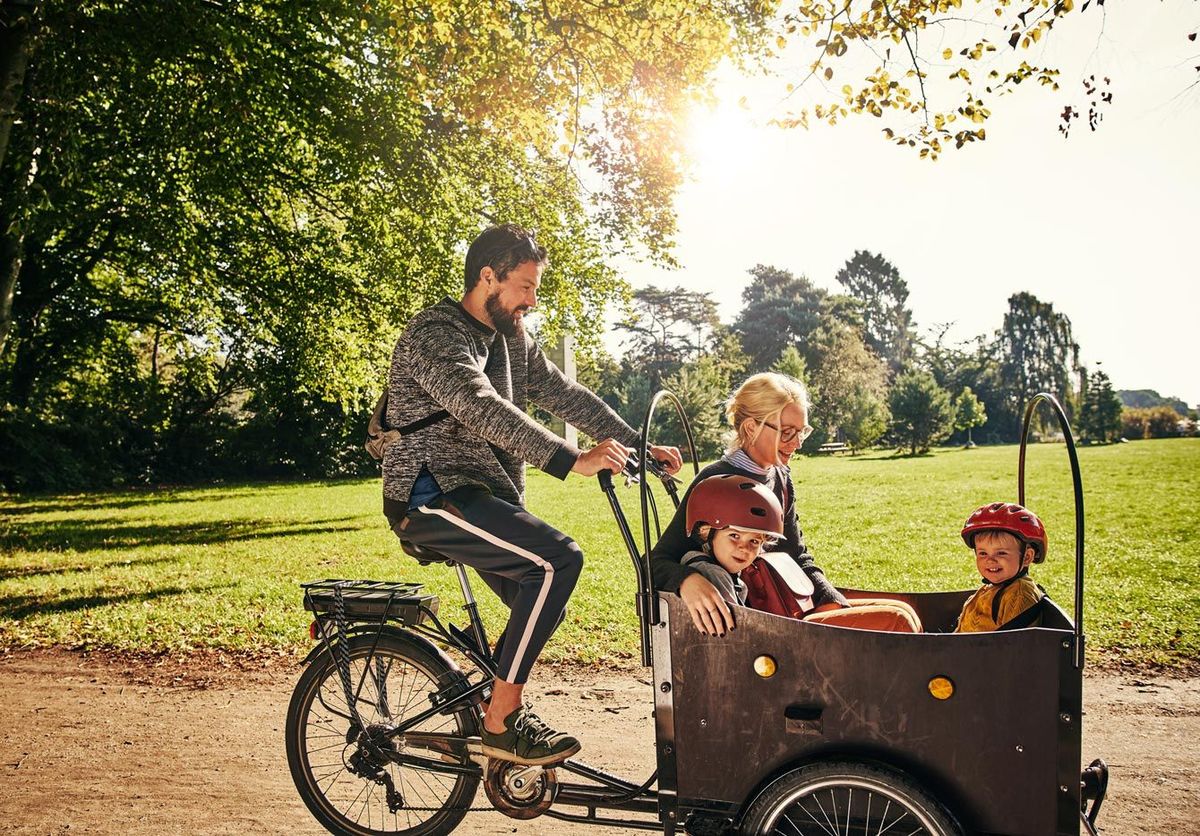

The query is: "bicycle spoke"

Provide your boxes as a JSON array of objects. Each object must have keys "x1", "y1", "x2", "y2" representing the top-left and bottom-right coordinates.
[{"x1": 290, "y1": 640, "x2": 478, "y2": 834}]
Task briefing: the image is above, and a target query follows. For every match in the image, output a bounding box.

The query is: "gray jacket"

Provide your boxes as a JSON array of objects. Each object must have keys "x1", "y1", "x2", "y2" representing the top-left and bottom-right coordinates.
[
  {"x1": 383, "y1": 298, "x2": 639, "y2": 511},
  {"x1": 681, "y1": 551, "x2": 747, "y2": 606}
]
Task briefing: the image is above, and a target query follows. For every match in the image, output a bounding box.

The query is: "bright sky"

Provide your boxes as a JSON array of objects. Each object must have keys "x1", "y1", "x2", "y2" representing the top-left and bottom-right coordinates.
[{"x1": 615, "y1": 2, "x2": 1199, "y2": 408}]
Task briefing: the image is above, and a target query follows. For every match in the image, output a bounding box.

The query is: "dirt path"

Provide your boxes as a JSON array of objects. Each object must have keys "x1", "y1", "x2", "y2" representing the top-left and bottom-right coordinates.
[{"x1": 0, "y1": 650, "x2": 1194, "y2": 835}]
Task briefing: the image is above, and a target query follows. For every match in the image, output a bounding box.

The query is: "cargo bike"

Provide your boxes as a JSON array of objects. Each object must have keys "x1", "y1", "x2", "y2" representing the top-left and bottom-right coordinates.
[{"x1": 285, "y1": 391, "x2": 1109, "y2": 836}]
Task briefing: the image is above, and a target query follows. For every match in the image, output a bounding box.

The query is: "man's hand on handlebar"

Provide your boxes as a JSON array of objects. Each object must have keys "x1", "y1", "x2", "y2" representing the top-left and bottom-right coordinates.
[
  {"x1": 572, "y1": 439, "x2": 633, "y2": 477},
  {"x1": 648, "y1": 444, "x2": 683, "y2": 475},
  {"x1": 679, "y1": 573, "x2": 735, "y2": 637}
]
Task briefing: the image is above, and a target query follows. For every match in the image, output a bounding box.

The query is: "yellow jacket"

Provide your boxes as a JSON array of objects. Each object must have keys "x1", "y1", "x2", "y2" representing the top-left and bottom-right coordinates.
[{"x1": 954, "y1": 575, "x2": 1044, "y2": 633}]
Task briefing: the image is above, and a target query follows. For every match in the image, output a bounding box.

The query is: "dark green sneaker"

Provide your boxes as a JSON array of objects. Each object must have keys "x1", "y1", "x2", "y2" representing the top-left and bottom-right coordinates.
[{"x1": 480, "y1": 705, "x2": 581, "y2": 766}]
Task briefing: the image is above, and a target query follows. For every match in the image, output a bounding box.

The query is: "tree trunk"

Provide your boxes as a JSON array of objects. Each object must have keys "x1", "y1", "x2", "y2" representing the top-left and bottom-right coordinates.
[
  {"x1": 0, "y1": 1, "x2": 37, "y2": 175},
  {"x1": 0, "y1": 219, "x2": 23, "y2": 361}
]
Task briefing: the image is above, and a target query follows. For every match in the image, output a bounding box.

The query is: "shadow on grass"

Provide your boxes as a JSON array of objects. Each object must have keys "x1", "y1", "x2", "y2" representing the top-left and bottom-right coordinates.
[
  {"x1": 0, "y1": 582, "x2": 234, "y2": 621},
  {"x1": 0, "y1": 553, "x2": 184, "y2": 582},
  {"x1": 1, "y1": 477, "x2": 374, "y2": 516},
  {"x1": 1, "y1": 489, "x2": 270, "y2": 516},
  {"x1": 0, "y1": 516, "x2": 367, "y2": 554}
]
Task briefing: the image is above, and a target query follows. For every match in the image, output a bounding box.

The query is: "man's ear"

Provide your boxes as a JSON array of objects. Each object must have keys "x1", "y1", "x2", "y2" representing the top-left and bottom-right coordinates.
[{"x1": 479, "y1": 266, "x2": 495, "y2": 286}]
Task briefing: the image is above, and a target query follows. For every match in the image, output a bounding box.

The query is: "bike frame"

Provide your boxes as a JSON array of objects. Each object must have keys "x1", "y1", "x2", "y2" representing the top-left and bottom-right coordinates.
[{"x1": 301, "y1": 447, "x2": 691, "y2": 831}]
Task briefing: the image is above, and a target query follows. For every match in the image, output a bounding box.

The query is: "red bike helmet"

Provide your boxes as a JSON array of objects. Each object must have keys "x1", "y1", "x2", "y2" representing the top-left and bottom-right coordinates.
[
  {"x1": 685, "y1": 474, "x2": 784, "y2": 538},
  {"x1": 960, "y1": 502, "x2": 1047, "y2": 563}
]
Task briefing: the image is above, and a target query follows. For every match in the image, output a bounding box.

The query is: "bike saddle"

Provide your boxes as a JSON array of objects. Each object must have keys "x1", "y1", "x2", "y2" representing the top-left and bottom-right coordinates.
[{"x1": 399, "y1": 539, "x2": 459, "y2": 567}]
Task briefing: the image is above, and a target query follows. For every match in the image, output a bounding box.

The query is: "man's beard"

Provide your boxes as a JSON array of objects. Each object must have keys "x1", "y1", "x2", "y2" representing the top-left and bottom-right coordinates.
[{"x1": 485, "y1": 291, "x2": 526, "y2": 339}]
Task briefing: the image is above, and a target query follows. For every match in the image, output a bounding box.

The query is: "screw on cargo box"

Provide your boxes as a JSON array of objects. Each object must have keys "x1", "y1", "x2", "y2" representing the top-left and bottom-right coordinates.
[
  {"x1": 664, "y1": 745, "x2": 673, "y2": 755},
  {"x1": 700, "y1": 718, "x2": 708, "y2": 727},
  {"x1": 1060, "y1": 785, "x2": 1069, "y2": 794},
  {"x1": 1062, "y1": 640, "x2": 1071, "y2": 649},
  {"x1": 1060, "y1": 712, "x2": 1072, "y2": 724},
  {"x1": 1015, "y1": 745, "x2": 1024, "y2": 753},
  {"x1": 660, "y1": 682, "x2": 671, "y2": 693}
]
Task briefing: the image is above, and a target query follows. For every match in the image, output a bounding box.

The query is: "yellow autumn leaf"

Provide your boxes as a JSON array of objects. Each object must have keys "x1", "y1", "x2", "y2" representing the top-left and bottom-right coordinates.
[{"x1": 942, "y1": 48, "x2": 952, "y2": 60}]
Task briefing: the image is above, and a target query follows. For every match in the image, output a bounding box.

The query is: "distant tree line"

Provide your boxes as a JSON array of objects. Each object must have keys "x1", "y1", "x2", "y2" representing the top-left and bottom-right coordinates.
[{"x1": 584, "y1": 251, "x2": 1190, "y2": 458}]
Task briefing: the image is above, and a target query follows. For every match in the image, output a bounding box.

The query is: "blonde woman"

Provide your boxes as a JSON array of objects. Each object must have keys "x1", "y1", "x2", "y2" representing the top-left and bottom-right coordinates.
[{"x1": 650, "y1": 372, "x2": 921, "y2": 637}]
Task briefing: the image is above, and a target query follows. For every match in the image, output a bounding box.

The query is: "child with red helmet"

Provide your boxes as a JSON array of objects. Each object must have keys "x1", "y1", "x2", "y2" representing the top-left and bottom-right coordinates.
[
  {"x1": 660, "y1": 473, "x2": 922, "y2": 636},
  {"x1": 672, "y1": 474, "x2": 786, "y2": 633},
  {"x1": 954, "y1": 502, "x2": 1048, "y2": 632}
]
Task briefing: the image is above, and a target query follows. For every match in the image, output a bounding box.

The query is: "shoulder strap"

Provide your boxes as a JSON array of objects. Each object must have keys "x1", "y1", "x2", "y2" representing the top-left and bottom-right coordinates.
[
  {"x1": 990, "y1": 582, "x2": 1007, "y2": 624},
  {"x1": 997, "y1": 596, "x2": 1048, "y2": 631},
  {"x1": 396, "y1": 409, "x2": 450, "y2": 435}
]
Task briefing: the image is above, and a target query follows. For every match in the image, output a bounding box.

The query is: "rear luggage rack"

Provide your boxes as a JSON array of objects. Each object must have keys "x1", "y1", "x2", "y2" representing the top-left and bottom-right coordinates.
[{"x1": 302, "y1": 579, "x2": 439, "y2": 625}]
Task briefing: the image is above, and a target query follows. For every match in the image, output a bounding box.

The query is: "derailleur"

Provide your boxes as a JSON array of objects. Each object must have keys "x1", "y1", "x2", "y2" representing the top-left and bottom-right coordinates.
[
  {"x1": 484, "y1": 760, "x2": 559, "y2": 819},
  {"x1": 346, "y1": 724, "x2": 405, "y2": 813}
]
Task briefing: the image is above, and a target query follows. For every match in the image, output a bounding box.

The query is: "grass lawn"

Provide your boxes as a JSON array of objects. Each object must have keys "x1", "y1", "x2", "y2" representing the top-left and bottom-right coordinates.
[{"x1": 1, "y1": 438, "x2": 1196, "y2": 669}]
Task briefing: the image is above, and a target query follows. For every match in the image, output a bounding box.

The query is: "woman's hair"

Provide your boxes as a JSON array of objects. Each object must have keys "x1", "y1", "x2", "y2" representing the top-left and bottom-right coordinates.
[{"x1": 725, "y1": 372, "x2": 811, "y2": 453}]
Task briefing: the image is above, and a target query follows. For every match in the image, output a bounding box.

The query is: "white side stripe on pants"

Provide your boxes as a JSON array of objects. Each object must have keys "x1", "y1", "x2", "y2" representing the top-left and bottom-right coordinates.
[{"x1": 416, "y1": 505, "x2": 554, "y2": 683}]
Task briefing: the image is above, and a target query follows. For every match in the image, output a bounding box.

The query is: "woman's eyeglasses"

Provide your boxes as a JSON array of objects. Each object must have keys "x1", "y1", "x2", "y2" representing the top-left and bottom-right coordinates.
[{"x1": 761, "y1": 420, "x2": 814, "y2": 443}]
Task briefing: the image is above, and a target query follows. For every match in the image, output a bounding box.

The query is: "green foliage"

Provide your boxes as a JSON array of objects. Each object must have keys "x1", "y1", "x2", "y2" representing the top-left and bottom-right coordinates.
[
  {"x1": 807, "y1": 319, "x2": 889, "y2": 439},
  {"x1": 662, "y1": 356, "x2": 731, "y2": 458},
  {"x1": 615, "y1": 285, "x2": 720, "y2": 390},
  {"x1": 1121, "y1": 406, "x2": 1183, "y2": 441},
  {"x1": 889, "y1": 369, "x2": 955, "y2": 455},
  {"x1": 733, "y1": 264, "x2": 831, "y2": 370},
  {"x1": 997, "y1": 292, "x2": 1079, "y2": 436},
  {"x1": 1118, "y1": 389, "x2": 1189, "y2": 415},
  {"x1": 953, "y1": 385, "x2": 988, "y2": 445},
  {"x1": 773, "y1": 345, "x2": 808, "y2": 384},
  {"x1": 840, "y1": 387, "x2": 890, "y2": 451},
  {"x1": 4, "y1": 440, "x2": 1196, "y2": 669},
  {"x1": 767, "y1": 0, "x2": 1128, "y2": 157},
  {"x1": 1080, "y1": 369, "x2": 1122, "y2": 444},
  {"x1": 834, "y1": 250, "x2": 915, "y2": 374},
  {"x1": 0, "y1": 0, "x2": 775, "y2": 489}
]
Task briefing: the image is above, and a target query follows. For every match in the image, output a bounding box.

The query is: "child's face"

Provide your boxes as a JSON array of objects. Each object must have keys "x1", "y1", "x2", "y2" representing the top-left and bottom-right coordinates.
[
  {"x1": 710, "y1": 526, "x2": 769, "y2": 573},
  {"x1": 973, "y1": 531, "x2": 1034, "y2": 584}
]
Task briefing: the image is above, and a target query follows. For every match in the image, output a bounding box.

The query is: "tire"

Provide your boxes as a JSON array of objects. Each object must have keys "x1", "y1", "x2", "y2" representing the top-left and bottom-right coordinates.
[
  {"x1": 286, "y1": 633, "x2": 480, "y2": 836},
  {"x1": 739, "y1": 761, "x2": 962, "y2": 836}
]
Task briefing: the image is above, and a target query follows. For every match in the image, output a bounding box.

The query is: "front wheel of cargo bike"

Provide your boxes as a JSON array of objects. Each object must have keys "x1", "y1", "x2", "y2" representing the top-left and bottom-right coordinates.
[{"x1": 738, "y1": 761, "x2": 963, "y2": 836}]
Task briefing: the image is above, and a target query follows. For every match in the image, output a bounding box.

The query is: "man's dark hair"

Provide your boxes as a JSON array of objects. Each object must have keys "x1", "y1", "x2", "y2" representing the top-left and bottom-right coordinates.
[{"x1": 464, "y1": 223, "x2": 549, "y2": 291}]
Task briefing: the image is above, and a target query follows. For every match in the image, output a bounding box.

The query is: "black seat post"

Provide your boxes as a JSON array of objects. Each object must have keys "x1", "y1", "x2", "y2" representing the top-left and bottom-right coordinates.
[{"x1": 454, "y1": 563, "x2": 490, "y2": 660}]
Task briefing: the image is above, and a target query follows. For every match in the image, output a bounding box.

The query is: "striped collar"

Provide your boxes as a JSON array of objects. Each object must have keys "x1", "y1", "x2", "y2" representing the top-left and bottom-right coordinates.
[{"x1": 723, "y1": 449, "x2": 786, "y2": 488}]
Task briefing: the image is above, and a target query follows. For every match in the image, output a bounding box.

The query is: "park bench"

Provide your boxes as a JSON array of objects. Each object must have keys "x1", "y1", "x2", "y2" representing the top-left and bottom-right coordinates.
[{"x1": 815, "y1": 441, "x2": 852, "y2": 454}]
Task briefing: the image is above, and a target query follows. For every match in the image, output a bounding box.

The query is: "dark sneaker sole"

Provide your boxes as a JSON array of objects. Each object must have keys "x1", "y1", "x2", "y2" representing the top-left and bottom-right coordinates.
[{"x1": 481, "y1": 740, "x2": 581, "y2": 766}]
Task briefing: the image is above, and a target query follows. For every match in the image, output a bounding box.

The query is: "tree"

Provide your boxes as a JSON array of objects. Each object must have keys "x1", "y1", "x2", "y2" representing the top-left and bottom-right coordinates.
[
  {"x1": 953, "y1": 386, "x2": 988, "y2": 447},
  {"x1": 0, "y1": 0, "x2": 775, "y2": 488},
  {"x1": 841, "y1": 387, "x2": 890, "y2": 452},
  {"x1": 997, "y1": 292, "x2": 1079, "y2": 435},
  {"x1": 773, "y1": 345, "x2": 809, "y2": 385},
  {"x1": 1119, "y1": 405, "x2": 1180, "y2": 442},
  {"x1": 834, "y1": 250, "x2": 915, "y2": 374},
  {"x1": 889, "y1": 370, "x2": 955, "y2": 455},
  {"x1": 616, "y1": 285, "x2": 720, "y2": 390},
  {"x1": 662, "y1": 355, "x2": 733, "y2": 458},
  {"x1": 807, "y1": 319, "x2": 889, "y2": 439},
  {"x1": 733, "y1": 265, "x2": 830, "y2": 370},
  {"x1": 1080, "y1": 369, "x2": 1122, "y2": 443},
  {"x1": 1118, "y1": 389, "x2": 1189, "y2": 415}
]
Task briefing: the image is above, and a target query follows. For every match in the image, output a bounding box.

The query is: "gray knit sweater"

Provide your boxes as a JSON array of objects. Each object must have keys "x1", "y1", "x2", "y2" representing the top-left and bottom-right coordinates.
[{"x1": 382, "y1": 298, "x2": 640, "y2": 512}]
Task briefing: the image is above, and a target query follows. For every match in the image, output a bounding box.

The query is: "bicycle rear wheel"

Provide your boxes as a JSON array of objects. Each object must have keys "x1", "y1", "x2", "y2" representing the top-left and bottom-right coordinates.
[{"x1": 286, "y1": 633, "x2": 480, "y2": 836}]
